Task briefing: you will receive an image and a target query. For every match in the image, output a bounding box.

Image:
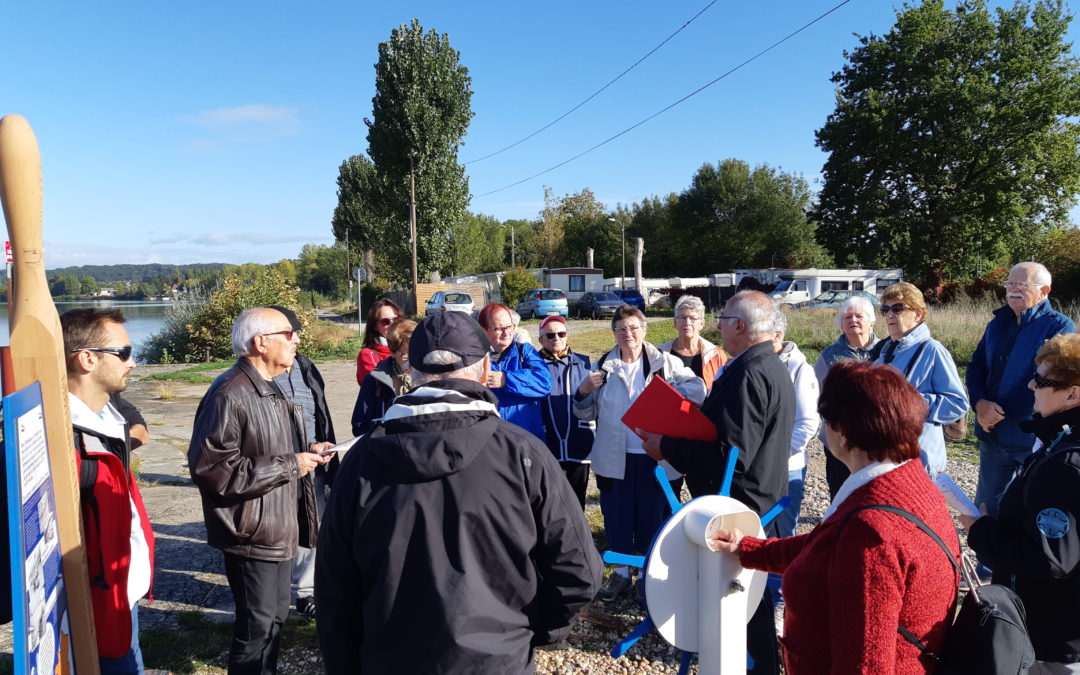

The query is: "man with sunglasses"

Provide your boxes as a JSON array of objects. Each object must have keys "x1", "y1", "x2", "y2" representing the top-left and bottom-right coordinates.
[
  {"x1": 61, "y1": 308, "x2": 154, "y2": 675},
  {"x1": 189, "y1": 307, "x2": 328, "y2": 675},
  {"x1": 967, "y1": 263, "x2": 1074, "y2": 555},
  {"x1": 536, "y1": 315, "x2": 595, "y2": 510}
]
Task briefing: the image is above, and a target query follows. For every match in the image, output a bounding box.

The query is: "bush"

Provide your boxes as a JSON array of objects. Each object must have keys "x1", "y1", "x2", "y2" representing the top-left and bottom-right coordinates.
[
  {"x1": 138, "y1": 268, "x2": 310, "y2": 363},
  {"x1": 500, "y1": 270, "x2": 543, "y2": 309}
]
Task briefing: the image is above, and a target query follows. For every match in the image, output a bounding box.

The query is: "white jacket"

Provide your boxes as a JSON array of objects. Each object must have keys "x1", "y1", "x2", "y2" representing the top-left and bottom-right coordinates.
[
  {"x1": 573, "y1": 342, "x2": 706, "y2": 480},
  {"x1": 776, "y1": 341, "x2": 820, "y2": 473}
]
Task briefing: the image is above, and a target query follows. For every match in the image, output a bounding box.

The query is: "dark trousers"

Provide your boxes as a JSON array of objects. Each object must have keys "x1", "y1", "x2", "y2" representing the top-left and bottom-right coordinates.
[
  {"x1": 597, "y1": 454, "x2": 671, "y2": 556},
  {"x1": 823, "y1": 443, "x2": 850, "y2": 501},
  {"x1": 560, "y1": 460, "x2": 590, "y2": 511},
  {"x1": 224, "y1": 553, "x2": 292, "y2": 675}
]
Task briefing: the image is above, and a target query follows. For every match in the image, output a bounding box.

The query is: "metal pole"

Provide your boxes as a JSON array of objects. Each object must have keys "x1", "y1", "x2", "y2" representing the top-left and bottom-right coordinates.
[
  {"x1": 621, "y1": 221, "x2": 626, "y2": 290},
  {"x1": 409, "y1": 154, "x2": 418, "y2": 315},
  {"x1": 511, "y1": 224, "x2": 515, "y2": 268}
]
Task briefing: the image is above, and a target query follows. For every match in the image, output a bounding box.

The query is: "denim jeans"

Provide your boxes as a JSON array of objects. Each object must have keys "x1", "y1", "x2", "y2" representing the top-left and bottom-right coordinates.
[
  {"x1": 974, "y1": 438, "x2": 1036, "y2": 519},
  {"x1": 98, "y1": 604, "x2": 144, "y2": 675},
  {"x1": 774, "y1": 467, "x2": 806, "y2": 539}
]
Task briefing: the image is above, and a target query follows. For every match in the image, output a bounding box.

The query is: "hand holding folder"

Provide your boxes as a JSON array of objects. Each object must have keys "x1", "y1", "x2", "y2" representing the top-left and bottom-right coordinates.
[{"x1": 621, "y1": 376, "x2": 716, "y2": 442}]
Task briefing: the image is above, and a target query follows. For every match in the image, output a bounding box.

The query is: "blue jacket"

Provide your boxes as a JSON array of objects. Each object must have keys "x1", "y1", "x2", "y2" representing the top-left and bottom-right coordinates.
[
  {"x1": 491, "y1": 341, "x2": 552, "y2": 441},
  {"x1": 874, "y1": 322, "x2": 969, "y2": 477},
  {"x1": 539, "y1": 350, "x2": 596, "y2": 463},
  {"x1": 967, "y1": 300, "x2": 1075, "y2": 448}
]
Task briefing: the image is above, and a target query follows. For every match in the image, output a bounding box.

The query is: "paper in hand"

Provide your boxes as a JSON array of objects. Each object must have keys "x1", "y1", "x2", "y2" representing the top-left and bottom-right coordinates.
[{"x1": 933, "y1": 473, "x2": 980, "y2": 518}]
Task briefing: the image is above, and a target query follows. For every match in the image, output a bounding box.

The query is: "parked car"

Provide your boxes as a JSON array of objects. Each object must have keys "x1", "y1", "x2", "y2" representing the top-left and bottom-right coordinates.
[
  {"x1": 425, "y1": 291, "x2": 475, "y2": 317},
  {"x1": 515, "y1": 288, "x2": 568, "y2": 319},
  {"x1": 612, "y1": 289, "x2": 646, "y2": 311},
  {"x1": 574, "y1": 291, "x2": 623, "y2": 319},
  {"x1": 792, "y1": 289, "x2": 878, "y2": 309}
]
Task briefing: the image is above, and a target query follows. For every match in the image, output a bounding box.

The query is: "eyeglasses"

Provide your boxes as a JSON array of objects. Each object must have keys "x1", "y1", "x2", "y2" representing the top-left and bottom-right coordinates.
[
  {"x1": 614, "y1": 325, "x2": 643, "y2": 334},
  {"x1": 879, "y1": 304, "x2": 911, "y2": 315},
  {"x1": 1004, "y1": 281, "x2": 1042, "y2": 290},
  {"x1": 543, "y1": 331, "x2": 567, "y2": 340},
  {"x1": 715, "y1": 314, "x2": 743, "y2": 323},
  {"x1": 1032, "y1": 373, "x2": 1078, "y2": 389},
  {"x1": 489, "y1": 325, "x2": 514, "y2": 334},
  {"x1": 262, "y1": 330, "x2": 297, "y2": 341},
  {"x1": 377, "y1": 317, "x2": 396, "y2": 326},
  {"x1": 71, "y1": 345, "x2": 134, "y2": 362}
]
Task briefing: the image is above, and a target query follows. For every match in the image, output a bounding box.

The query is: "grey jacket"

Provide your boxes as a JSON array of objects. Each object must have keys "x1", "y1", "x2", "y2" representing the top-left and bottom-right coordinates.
[{"x1": 189, "y1": 358, "x2": 318, "y2": 561}]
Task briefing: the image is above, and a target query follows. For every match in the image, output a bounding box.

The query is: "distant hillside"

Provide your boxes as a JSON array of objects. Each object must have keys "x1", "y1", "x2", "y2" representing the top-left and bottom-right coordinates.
[{"x1": 46, "y1": 263, "x2": 230, "y2": 282}]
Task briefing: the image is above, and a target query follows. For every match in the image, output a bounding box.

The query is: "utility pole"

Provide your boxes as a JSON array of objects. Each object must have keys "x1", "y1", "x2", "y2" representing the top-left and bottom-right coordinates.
[
  {"x1": 608, "y1": 216, "x2": 625, "y2": 289},
  {"x1": 409, "y1": 153, "x2": 418, "y2": 315}
]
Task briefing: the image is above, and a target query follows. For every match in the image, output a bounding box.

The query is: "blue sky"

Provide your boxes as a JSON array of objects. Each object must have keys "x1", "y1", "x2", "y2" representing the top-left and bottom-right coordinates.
[{"x1": 3, "y1": 1, "x2": 1075, "y2": 268}]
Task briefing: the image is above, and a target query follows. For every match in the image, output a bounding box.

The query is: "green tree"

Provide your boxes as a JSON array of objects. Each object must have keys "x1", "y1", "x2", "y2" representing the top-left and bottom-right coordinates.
[
  {"x1": 1039, "y1": 226, "x2": 1080, "y2": 301},
  {"x1": 80, "y1": 276, "x2": 99, "y2": 296},
  {"x1": 296, "y1": 244, "x2": 348, "y2": 299},
  {"x1": 500, "y1": 270, "x2": 543, "y2": 308},
  {"x1": 333, "y1": 19, "x2": 473, "y2": 286},
  {"x1": 50, "y1": 274, "x2": 80, "y2": 297},
  {"x1": 449, "y1": 212, "x2": 505, "y2": 275},
  {"x1": 670, "y1": 159, "x2": 829, "y2": 275},
  {"x1": 815, "y1": 0, "x2": 1080, "y2": 286},
  {"x1": 556, "y1": 188, "x2": 612, "y2": 269}
]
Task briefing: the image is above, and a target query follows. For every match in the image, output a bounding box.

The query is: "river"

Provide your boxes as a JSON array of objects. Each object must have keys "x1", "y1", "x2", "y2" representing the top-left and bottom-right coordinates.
[{"x1": 0, "y1": 301, "x2": 171, "y2": 363}]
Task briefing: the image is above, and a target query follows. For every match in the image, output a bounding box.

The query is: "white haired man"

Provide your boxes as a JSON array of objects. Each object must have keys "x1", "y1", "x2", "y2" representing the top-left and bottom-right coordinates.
[
  {"x1": 967, "y1": 262, "x2": 1074, "y2": 576},
  {"x1": 315, "y1": 311, "x2": 600, "y2": 674},
  {"x1": 189, "y1": 307, "x2": 328, "y2": 675},
  {"x1": 640, "y1": 290, "x2": 794, "y2": 675}
]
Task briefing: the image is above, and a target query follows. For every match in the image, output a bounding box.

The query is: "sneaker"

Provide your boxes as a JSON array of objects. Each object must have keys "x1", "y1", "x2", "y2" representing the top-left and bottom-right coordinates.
[
  {"x1": 597, "y1": 573, "x2": 633, "y2": 602},
  {"x1": 296, "y1": 596, "x2": 317, "y2": 618}
]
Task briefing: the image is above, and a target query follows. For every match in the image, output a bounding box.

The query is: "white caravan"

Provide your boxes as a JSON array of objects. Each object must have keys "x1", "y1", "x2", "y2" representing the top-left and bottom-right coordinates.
[{"x1": 767, "y1": 268, "x2": 904, "y2": 305}]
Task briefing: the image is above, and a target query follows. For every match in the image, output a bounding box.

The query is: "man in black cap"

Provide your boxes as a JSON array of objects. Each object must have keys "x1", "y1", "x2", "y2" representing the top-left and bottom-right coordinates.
[{"x1": 314, "y1": 312, "x2": 601, "y2": 674}]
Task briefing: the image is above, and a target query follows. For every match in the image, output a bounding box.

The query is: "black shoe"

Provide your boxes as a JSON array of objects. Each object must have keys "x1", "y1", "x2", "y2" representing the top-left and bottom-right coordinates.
[
  {"x1": 597, "y1": 574, "x2": 633, "y2": 602},
  {"x1": 296, "y1": 596, "x2": 316, "y2": 617}
]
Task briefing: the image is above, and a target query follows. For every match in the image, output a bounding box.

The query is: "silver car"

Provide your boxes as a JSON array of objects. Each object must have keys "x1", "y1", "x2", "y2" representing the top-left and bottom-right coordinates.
[{"x1": 425, "y1": 291, "x2": 475, "y2": 317}]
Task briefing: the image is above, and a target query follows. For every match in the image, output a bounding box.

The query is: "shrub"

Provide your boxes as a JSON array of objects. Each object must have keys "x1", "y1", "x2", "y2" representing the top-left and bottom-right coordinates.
[{"x1": 500, "y1": 270, "x2": 543, "y2": 309}]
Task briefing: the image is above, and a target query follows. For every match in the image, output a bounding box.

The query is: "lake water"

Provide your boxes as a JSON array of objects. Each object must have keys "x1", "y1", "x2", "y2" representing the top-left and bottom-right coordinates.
[{"x1": 0, "y1": 301, "x2": 172, "y2": 363}]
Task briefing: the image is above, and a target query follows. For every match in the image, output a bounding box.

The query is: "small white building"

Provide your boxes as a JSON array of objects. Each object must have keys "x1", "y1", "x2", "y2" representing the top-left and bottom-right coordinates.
[{"x1": 542, "y1": 268, "x2": 604, "y2": 301}]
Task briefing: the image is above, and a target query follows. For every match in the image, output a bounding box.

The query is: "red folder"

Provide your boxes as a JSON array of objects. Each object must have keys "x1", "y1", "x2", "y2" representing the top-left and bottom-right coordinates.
[{"x1": 621, "y1": 376, "x2": 717, "y2": 442}]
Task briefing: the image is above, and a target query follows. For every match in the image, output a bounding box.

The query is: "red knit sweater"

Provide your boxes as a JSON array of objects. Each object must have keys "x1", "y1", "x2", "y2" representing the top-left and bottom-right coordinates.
[
  {"x1": 356, "y1": 344, "x2": 391, "y2": 386},
  {"x1": 739, "y1": 460, "x2": 959, "y2": 674}
]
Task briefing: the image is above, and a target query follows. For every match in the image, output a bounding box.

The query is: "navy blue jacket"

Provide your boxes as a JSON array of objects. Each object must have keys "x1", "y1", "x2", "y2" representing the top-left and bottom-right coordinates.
[
  {"x1": 967, "y1": 300, "x2": 1074, "y2": 448},
  {"x1": 351, "y1": 358, "x2": 402, "y2": 437},
  {"x1": 539, "y1": 350, "x2": 595, "y2": 463}
]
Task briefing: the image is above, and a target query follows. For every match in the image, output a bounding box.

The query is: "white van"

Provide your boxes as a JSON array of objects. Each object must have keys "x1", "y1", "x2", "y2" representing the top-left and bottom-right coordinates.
[{"x1": 767, "y1": 269, "x2": 904, "y2": 306}]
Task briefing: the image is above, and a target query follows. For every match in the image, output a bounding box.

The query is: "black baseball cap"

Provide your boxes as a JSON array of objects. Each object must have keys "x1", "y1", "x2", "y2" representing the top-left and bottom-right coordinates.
[
  {"x1": 409, "y1": 312, "x2": 490, "y2": 374},
  {"x1": 268, "y1": 305, "x2": 302, "y2": 332}
]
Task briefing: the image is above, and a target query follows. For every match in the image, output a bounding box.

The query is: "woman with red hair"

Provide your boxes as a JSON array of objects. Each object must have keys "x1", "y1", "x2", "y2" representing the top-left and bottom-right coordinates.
[{"x1": 711, "y1": 361, "x2": 959, "y2": 674}]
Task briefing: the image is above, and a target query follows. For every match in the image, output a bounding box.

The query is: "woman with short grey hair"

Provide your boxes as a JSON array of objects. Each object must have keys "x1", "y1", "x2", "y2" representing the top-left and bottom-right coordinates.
[
  {"x1": 812, "y1": 294, "x2": 880, "y2": 498},
  {"x1": 659, "y1": 295, "x2": 728, "y2": 391}
]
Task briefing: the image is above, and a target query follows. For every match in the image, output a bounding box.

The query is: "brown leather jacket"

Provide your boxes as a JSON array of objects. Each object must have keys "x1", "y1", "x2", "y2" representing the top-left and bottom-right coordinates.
[{"x1": 189, "y1": 357, "x2": 318, "y2": 560}]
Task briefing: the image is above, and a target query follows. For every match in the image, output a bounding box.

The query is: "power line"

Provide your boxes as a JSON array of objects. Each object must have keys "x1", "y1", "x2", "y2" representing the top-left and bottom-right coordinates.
[
  {"x1": 475, "y1": 0, "x2": 855, "y2": 198},
  {"x1": 463, "y1": 0, "x2": 718, "y2": 165}
]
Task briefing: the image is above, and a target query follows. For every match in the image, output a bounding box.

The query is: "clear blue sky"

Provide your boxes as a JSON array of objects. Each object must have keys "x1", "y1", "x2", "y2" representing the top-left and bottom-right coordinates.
[{"x1": 3, "y1": 1, "x2": 1075, "y2": 268}]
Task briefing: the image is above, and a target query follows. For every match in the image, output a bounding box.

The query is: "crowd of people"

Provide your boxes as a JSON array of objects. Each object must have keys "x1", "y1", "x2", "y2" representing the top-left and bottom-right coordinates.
[{"x1": 64, "y1": 259, "x2": 1080, "y2": 674}]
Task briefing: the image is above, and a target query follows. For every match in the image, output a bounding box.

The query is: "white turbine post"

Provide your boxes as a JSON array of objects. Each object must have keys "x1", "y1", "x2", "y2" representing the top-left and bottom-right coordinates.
[{"x1": 645, "y1": 495, "x2": 765, "y2": 674}]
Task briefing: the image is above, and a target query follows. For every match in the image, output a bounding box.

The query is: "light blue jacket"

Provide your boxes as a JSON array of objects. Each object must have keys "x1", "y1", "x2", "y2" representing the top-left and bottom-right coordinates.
[
  {"x1": 490, "y1": 341, "x2": 552, "y2": 441},
  {"x1": 874, "y1": 322, "x2": 969, "y2": 477}
]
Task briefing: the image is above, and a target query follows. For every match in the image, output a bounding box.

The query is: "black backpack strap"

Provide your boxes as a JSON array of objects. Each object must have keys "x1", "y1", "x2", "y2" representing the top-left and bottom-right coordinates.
[
  {"x1": 72, "y1": 428, "x2": 108, "y2": 589},
  {"x1": 839, "y1": 503, "x2": 961, "y2": 659},
  {"x1": 902, "y1": 341, "x2": 930, "y2": 380}
]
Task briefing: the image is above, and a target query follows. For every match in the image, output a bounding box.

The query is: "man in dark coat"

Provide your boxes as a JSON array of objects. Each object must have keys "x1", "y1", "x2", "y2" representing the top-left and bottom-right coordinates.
[
  {"x1": 642, "y1": 290, "x2": 795, "y2": 675},
  {"x1": 315, "y1": 311, "x2": 601, "y2": 674}
]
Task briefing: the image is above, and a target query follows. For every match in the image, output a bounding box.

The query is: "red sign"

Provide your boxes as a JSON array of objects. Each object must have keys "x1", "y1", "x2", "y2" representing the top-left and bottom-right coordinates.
[{"x1": 4, "y1": 240, "x2": 10, "y2": 263}]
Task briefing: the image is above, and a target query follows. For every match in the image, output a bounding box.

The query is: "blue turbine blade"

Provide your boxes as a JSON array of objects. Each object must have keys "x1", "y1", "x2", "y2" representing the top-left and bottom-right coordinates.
[
  {"x1": 719, "y1": 446, "x2": 740, "y2": 497},
  {"x1": 610, "y1": 616, "x2": 656, "y2": 658},
  {"x1": 748, "y1": 651, "x2": 756, "y2": 669},
  {"x1": 602, "y1": 551, "x2": 646, "y2": 568},
  {"x1": 655, "y1": 465, "x2": 682, "y2": 512},
  {"x1": 678, "y1": 650, "x2": 694, "y2": 674},
  {"x1": 760, "y1": 495, "x2": 791, "y2": 527}
]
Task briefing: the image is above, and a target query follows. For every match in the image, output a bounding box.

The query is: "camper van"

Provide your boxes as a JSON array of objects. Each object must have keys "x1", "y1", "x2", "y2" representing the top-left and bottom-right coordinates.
[{"x1": 767, "y1": 269, "x2": 904, "y2": 306}]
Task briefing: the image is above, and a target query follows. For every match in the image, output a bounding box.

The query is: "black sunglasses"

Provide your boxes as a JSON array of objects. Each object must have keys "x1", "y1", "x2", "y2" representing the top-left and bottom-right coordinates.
[
  {"x1": 879, "y1": 304, "x2": 911, "y2": 315},
  {"x1": 71, "y1": 345, "x2": 133, "y2": 361},
  {"x1": 543, "y1": 331, "x2": 568, "y2": 339},
  {"x1": 1033, "y1": 373, "x2": 1077, "y2": 389},
  {"x1": 262, "y1": 330, "x2": 297, "y2": 341}
]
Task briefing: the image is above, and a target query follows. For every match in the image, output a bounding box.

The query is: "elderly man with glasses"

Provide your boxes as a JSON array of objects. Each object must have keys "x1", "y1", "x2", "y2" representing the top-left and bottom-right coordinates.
[
  {"x1": 967, "y1": 263, "x2": 1074, "y2": 576},
  {"x1": 189, "y1": 306, "x2": 328, "y2": 675},
  {"x1": 61, "y1": 308, "x2": 154, "y2": 675}
]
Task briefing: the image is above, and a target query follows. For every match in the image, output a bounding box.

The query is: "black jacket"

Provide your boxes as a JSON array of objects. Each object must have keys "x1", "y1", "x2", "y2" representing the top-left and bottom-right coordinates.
[
  {"x1": 661, "y1": 340, "x2": 795, "y2": 515},
  {"x1": 294, "y1": 354, "x2": 339, "y2": 485},
  {"x1": 968, "y1": 405, "x2": 1080, "y2": 663},
  {"x1": 315, "y1": 379, "x2": 602, "y2": 675},
  {"x1": 350, "y1": 356, "x2": 401, "y2": 437},
  {"x1": 188, "y1": 358, "x2": 318, "y2": 560},
  {"x1": 539, "y1": 349, "x2": 595, "y2": 462}
]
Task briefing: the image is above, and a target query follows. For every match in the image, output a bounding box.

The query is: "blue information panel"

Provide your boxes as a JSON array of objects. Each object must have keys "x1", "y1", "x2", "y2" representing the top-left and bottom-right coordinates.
[{"x1": 4, "y1": 382, "x2": 76, "y2": 675}]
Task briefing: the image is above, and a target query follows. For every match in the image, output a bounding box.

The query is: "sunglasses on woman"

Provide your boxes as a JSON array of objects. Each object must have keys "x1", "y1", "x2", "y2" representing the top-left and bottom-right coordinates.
[
  {"x1": 879, "y1": 304, "x2": 911, "y2": 315},
  {"x1": 1032, "y1": 374, "x2": 1078, "y2": 389},
  {"x1": 377, "y1": 317, "x2": 396, "y2": 327}
]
